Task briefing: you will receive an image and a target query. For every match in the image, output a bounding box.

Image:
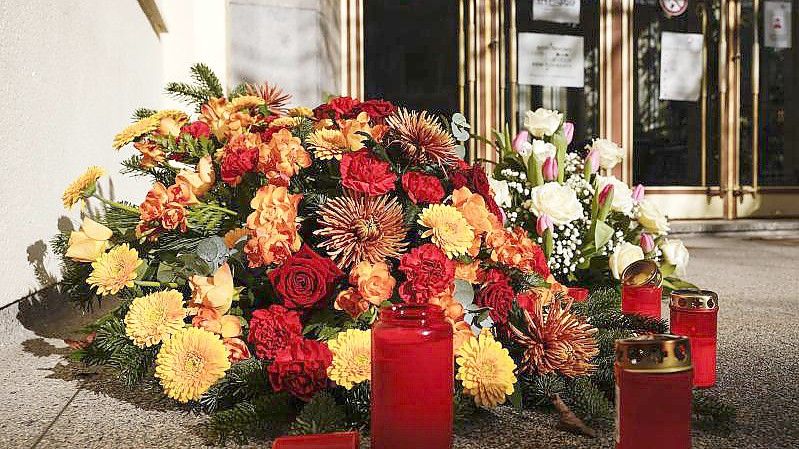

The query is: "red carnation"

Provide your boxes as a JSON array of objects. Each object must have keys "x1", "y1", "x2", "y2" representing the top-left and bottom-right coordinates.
[
  {"x1": 248, "y1": 305, "x2": 303, "y2": 359},
  {"x1": 357, "y1": 99, "x2": 396, "y2": 123},
  {"x1": 267, "y1": 338, "x2": 333, "y2": 400},
  {"x1": 474, "y1": 268, "x2": 514, "y2": 326},
  {"x1": 268, "y1": 244, "x2": 344, "y2": 309},
  {"x1": 531, "y1": 244, "x2": 550, "y2": 278},
  {"x1": 401, "y1": 171, "x2": 445, "y2": 204},
  {"x1": 220, "y1": 137, "x2": 259, "y2": 186},
  {"x1": 398, "y1": 244, "x2": 455, "y2": 303},
  {"x1": 313, "y1": 96, "x2": 361, "y2": 121},
  {"x1": 180, "y1": 121, "x2": 211, "y2": 139},
  {"x1": 340, "y1": 150, "x2": 397, "y2": 196}
]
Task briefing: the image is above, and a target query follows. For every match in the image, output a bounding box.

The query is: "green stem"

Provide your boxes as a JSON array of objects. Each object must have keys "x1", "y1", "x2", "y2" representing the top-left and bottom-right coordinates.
[
  {"x1": 202, "y1": 203, "x2": 238, "y2": 217},
  {"x1": 134, "y1": 280, "x2": 179, "y2": 288},
  {"x1": 93, "y1": 194, "x2": 140, "y2": 215}
]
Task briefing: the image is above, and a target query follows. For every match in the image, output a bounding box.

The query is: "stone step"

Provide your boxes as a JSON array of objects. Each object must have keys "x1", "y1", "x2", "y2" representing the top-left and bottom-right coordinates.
[{"x1": 670, "y1": 218, "x2": 799, "y2": 235}]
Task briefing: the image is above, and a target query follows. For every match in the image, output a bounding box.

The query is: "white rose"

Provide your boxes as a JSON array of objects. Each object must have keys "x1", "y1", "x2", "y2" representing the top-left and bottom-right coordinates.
[
  {"x1": 590, "y1": 138, "x2": 624, "y2": 170},
  {"x1": 636, "y1": 199, "x2": 670, "y2": 235},
  {"x1": 488, "y1": 175, "x2": 512, "y2": 208},
  {"x1": 596, "y1": 175, "x2": 634, "y2": 216},
  {"x1": 608, "y1": 242, "x2": 645, "y2": 280},
  {"x1": 660, "y1": 239, "x2": 689, "y2": 277},
  {"x1": 524, "y1": 108, "x2": 563, "y2": 138},
  {"x1": 530, "y1": 139, "x2": 557, "y2": 163},
  {"x1": 527, "y1": 182, "x2": 582, "y2": 225}
]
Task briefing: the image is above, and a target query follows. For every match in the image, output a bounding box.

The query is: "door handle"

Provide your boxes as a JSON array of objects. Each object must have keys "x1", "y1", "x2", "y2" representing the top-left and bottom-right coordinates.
[{"x1": 732, "y1": 186, "x2": 757, "y2": 198}]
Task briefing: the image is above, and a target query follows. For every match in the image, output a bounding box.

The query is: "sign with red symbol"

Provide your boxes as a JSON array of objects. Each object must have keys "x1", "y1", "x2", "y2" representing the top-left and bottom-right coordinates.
[{"x1": 660, "y1": 0, "x2": 688, "y2": 18}]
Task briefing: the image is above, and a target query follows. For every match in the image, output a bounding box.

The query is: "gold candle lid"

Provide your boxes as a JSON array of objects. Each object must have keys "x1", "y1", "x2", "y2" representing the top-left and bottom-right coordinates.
[
  {"x1": 621, "y1": 260, "x2": 662, "y2": 287},
  {"x1": 615, "y1": 334, "x2": 692, "y2": 373},
  {"x1": 670, "y1": 289, "x2": 719, "y2": 311}
]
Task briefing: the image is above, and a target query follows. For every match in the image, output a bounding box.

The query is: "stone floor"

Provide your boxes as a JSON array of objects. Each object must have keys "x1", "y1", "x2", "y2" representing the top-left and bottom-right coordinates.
[{"x1": 1, "y1": 231, "x2": 797, "y2": 448}]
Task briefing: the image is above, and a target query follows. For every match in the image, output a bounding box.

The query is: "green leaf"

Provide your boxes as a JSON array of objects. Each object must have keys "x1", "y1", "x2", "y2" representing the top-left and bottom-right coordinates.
[
  {"x1": 508, "y1": 383, "x2": 523, "y2": 409},
  {"x1": 594, "y1": 220, "x2": 614, "y2": 251}
]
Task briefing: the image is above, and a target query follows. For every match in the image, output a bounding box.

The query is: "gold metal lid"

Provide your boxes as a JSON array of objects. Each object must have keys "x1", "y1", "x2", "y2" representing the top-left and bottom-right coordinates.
[
  {"x1": 670, "y1": 289, "x2": 719, "y2": 311},
  {"x1": 621, "y1": 259, "x2": 662, "y2": 287},
  {"x1": 615, "y1": 334, "x2": 692, "y2": 373}
]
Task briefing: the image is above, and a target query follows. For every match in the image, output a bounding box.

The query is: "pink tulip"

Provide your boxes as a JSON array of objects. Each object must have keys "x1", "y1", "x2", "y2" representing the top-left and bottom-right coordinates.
[
  {"x1": 536, "y1": 214, "x2": 554, "y2": 236},
  {"x1": 632, "y1": 184, "x2": 645, "y2": 203},
  {"x1": 598, "y1": 183, "x2": 614, "y2": 206},
  {"x1": 640, "y1": 233, "x2": 655, "y2": 253},
  {"x1": 542, "y1": 157, "x2": 558, "y2": 181},
  {"x1": 563, "y1": 122, "x2": 575, "y2": 145},
  {"x1": 512, "y1": 131, "x2": 530, "y2": 153},
  {"x1": 586, "y1": 148, "x2": 600, "y2": 173}
]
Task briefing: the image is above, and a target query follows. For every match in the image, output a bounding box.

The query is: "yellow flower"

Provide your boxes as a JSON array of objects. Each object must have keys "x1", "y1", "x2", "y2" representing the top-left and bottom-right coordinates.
[
  {"x1": 62, "y1": 166, "x2": 106, "y2": 209},
  {"x1": 289, "y1": 106, "x2": 313, "y2": 117},
  {"x1": 113, "y1": 116, "x2": 159, "y2": 150},
  {"x1": 65, "y1": 217, "x2": 113, "y2": 262},
  {"x1": 327, "y1": 329, "x2": 371, "y2": 389},
  {"x1": 87, "y1": 244, "x2": 143, "y2": 296},
  {"x1": 154, "y1": 327, "x2": 231, "y2": 402},
  {"x1": 306, "y1": 128, "x2": 351, "y2": 160},
  {"x1": 418, "y1": 204, "x2": 475, "y2": 258},
  {"x1": 125, "y1": 290, "x2": 187, "y2": 348},
  {"x1": 269, "y1": 116, "x2": 302, "y2": 128},
  {"x1": 456, "y1": 330, "x2": 517, "y2": 408},
  {"x1": 227, "y1": 95, "x2": 265, "y2": 112}
]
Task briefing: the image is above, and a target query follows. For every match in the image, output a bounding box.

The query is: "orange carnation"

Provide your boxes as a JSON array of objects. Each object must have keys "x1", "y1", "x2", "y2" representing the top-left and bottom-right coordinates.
[
  {"x1": 258, "y1": 128, "x2": 311, "y2": 183},
  {"x1": 350, "y1": 260, "x2": 396, "y2": 306},
  {"x1": 140, "y1": 182, "x2": 169, "y2": 222},
  {"x1": 243, "y1": 227, "x2": 300, "y2": 268},
  {"x1": 486, "y1": 227, "x2": 551, "y2": 278},
  {"x1": 334, "y1": 287, "x2": 371, "y2": 318},
  {"x1": 452, "y1": 187, "x2": 501, "y2": 235},
  {"x1": 453, "y1": 320, "x2": 474, "y2": 352},
  {"x1": 455, "y1": 261, "x2": 480, "y2": 284},
  {"x1": 246, "y1": 184, "x2": 301, "y2": 231}
]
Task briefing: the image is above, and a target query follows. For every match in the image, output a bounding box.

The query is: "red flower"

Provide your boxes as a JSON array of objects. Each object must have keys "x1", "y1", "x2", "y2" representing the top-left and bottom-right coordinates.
[
  {"x1": 398, "y1": 244, "x2": 455, "y2": 303},
  {"x1": 313, "y1": 96, "x2": 361, "y2": 121},
  {"x1": 451, "y1": 163, "x2": 502, "y2": 218},
  {"x1": 531, "y1": 244, "x2": 550, "y2": 278},
  {"x1": 268, "y1": 244, "x2": 344, "y2": 309},
  {"x1": 515, "y1": 291, "x2": 541, "y2": 314},
  {"x1": 248, "y1": 305, "x2": 303, "y2": 359},
  {"x1": 340, "y1": 150, "x2": 397, "y2": 196},
  {"x1": 401, "y1": 171, "x2": 445, "y2": 204},
  {"x1": 357, "y1": 99, "x2": 396, "y2": 123},
  {"x1": 267, "y1": 339, "x2": 332, "y2": 400},
  {"x1": 475, "y1": 268, "x2": 514, "y2": 326},
  {"x1": 220, "y1": 137, "x2": 259, "y2": 186},
  {"x1": 181, "y1": 121, "x2": 211, "y2": 139}
]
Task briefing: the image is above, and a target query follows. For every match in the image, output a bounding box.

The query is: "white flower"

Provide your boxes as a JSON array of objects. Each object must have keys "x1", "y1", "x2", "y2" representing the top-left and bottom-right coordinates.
[
  {"x1": 523, "y1": 108, "x2": 563, "y2": 138},
  {"x1": 590, "y1": 138, "x2": 625, "y2": 170},
  {"x1": 596, "y1": 175, "x2": 634, "y2": 216},
  {"x1": 527, "y1": 182, "x2": 582, "y2": 225},
  {"x1": 530, "y1": 139, "x2": 557, "y2": 163},
  {"x1": 488, "y1": 175, "x2": 512, "y2": 209},
  {"x1": 660, "y1": 239, "x2": 689, "y2": 277},
  {"x1": 608, "y1": 242, "x2": 645, "y2": 280},
  {"x1": 516, "y1": 140, "x2": 533, "y2": 160},
  {"x1": 636, "y1": 199, "x2": 670, "y2": 235}
]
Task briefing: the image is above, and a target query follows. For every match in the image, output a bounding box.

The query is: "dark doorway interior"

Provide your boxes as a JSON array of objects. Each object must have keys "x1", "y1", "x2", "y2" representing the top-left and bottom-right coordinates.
[{"x1": 364, "y1": 1, "x2": 460, "y2": 116}]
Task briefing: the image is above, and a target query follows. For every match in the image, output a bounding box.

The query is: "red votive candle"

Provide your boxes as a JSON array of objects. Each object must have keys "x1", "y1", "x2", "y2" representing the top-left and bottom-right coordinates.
[
  {"x1": 670, "y1": 289, "x2": 719, "y2": 388},
  {"x1": 615, "y1": 335, "x2": 693, "y2": 449},
  {"x1": 371, "y1": 304, "x2": 453, "y2": 449},
  {"x1": 621, "y1": 285, "x2": 663, "y2": 319},
  {"x1": 568, "y1": 287, "x2": 589, "y2": 302},
  {"x1": 272, "y1": 431, "x2": 359, "y2": 449}
]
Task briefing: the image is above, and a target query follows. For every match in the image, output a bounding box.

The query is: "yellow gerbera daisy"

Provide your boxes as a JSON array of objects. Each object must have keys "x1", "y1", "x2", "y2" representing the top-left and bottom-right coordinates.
[
  {"x1": 306, "y1": 128, "x2": 351, "y2": 160},
  {"x1": 418, "y1": 204, "x2": 475, "y2": 258},
  {"x1": 113, "y1": 116, "x2": 159, "y2": 150},
  {"x1": 150, "y1": 109, "x2": 189, "y2": 122},
  {"x1": 456, "y1": 329, "x2": 517, "y2": 408},
  {"x1": 269, "y1": 116, "x2": 302, "y2": 128},
  {"x1": 87, "y1": 244, "x2": 143, "y2": 296},
  {"x1": 327, "y1": 329, "x2": 371, "y2": 389},
  {"x1": 125, "y1": 290, "x2": 187, "y2": 348},
  {"x1": 289, "y1": 106, "x2": 313, "y2": 118},
  {"x1": 227, "y1": 95, "x2": 265, "y2": 112},
  {"x1": 154, "y1": 327, "x2": 231, "y2": 402},
  {"x1": 62, "y1": 166, "x2": 106, "y2": 209}
]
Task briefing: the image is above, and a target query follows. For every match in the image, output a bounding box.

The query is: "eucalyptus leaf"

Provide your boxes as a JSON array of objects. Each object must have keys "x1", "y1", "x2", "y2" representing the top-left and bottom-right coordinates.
[
  {"x1": 453, "y1": 280, "x2": 475, "y2": 307},
  {"x1": 594, "y1": 221, "x2": 614, "y2": 251},
  {"x1": 451, "y1": 113, "x2": 471, "y2": 142}
]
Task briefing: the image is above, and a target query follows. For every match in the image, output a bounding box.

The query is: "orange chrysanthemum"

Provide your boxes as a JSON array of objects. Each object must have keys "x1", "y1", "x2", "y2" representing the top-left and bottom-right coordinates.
[{"x1": 386, "y1": 108, "x2": 459, "y2": 168}]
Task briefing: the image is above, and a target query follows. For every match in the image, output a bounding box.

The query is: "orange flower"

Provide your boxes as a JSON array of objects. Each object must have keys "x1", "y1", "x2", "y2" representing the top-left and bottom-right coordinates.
[
  {"x1": 188, "y1": 262, "x2": 237, "y2": 314},
  {"x1": 453, "y1": 321, "x2": 474, "y2": 352},
  {"x1": 191, "y1": 307, "x2": 242, "y2": 338},
  {"x1": 334, "y1": 287, "x2": 371, "y2": 318},
  {"x1": 455, "y1": 261, "x2": 480, "y2": 284},
  {"x1": 223, "y1": 337, "x2": 251, "y2": 363},
  {"x1": 223, "y1": 228, "x2": 248, "y2": 249},
  {"x1": 339, "y1": 112, "x2": 375, "y2": 150},
  {"x1": 486, "y1": 227, "x2": 549, "y2": 276},
  {"x1": 175, "y1": 155, "x2": 215, "y2": 197},
  {"x1": 452, "y1": 187, "x2": 501, "y2": 235},
  {"x1": 161, "y1": 202, "x2": 188, "y2": 232},
  {"x1": 258, "y1": 128, "x2": 311, "y2": 182},
  {"x1": 134, "y1": 141, "x2": 165, "y2": 168},
  {"x1": 246, "y1": 184, "x2": 301, "y2": 231},
  {"x1": 200, "y1": 97, "x2": 254, "y2": 141},
  {"x1": 167, "y1": 181, "x2": 199, "y2": 206},
  {"x1": 429, "y1": 287, "x2": 465, "y2": 325},
  {"x1": 350, "y1": 260, "x2": 396, "y2": 306},
  {"x1": 243, "y1": 227, "x2": 300, "y2": 268},
  {"x1": 139, "y1": 182, "x2": 169, "y2": 222}
]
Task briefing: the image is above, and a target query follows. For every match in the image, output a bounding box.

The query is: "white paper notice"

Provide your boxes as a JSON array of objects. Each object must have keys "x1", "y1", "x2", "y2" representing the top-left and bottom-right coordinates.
[
  {"x1": 518, "y1": 33, "x2": 584, "y2": 88},
  {"x1": 764, "y1": 1, "x2": 792, "y2": 49},
  {"x1": 659, "y1": 32, "x2": 704, "y2": 102},
  {"x1": 532, "y1": 0, "x2": 581, "y2": 24}
]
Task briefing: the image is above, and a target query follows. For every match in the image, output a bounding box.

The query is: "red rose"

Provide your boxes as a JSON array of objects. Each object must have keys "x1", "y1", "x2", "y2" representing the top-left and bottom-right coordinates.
[
  {"x1": 401, "y1": 171, "x2": 445, "y2": 204},
  {"x1": 474, "y1": 269, "x2": 514, "y2": 326},
  {"x1": 267, "y1": 338, "x2": 332, "y2": 400},
  {"x1": 340, "y1": 150, "x2": 397, "y2": 196},
  {"x1": 313, "y1": 96, "x2": 361, "y2": 120},
  {"x1": 268, "y1": 244, "x2": 344, "y2": 309},
  {"x1": 398, "y1": 244, "x2": 455, "y2": 303},
  {"x1": 469, "y1": 164, "x2": 492, "y2": 198},
  {"x1": 248, "y1": 305, "x2": 303, "y2": 359},
  {"x1": 220, "y1": 137, "x2": 259, "y2": 186},
  {"x1": 181, "y1": 121, "x2": 211, "y2": 139},
  {"x1": 356, "y1": 99, "x2": 396, "y2": 123}
]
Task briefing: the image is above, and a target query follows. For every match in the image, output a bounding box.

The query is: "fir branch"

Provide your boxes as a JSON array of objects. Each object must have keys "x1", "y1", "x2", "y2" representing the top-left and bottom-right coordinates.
[
  {"x1": 567, "y1": 378, "x2": 612, "y2": 424},
  {"x1": 693, "y1": 391, "x2": 736, "y2": 433},
  {"x1": 132, "y1": 108, "x2": 157, "y2": 121},
  {"x1": 120, "y1": 155, "x2": 177, "y2": 186},
  {"x1": 333, "y1": 383, "x2": 371, "y2": 430},
  {"x1": 207, "y1": 393, "x2": 294, "y2": 445},
  {"x1": 165, "y1": 63, "x2": 224, "y2": 111},
  {"x1": 198, "y1": 358, "x2": 271, "y2": 414},
  {"x1": 288, "y1": 391, "x2": 347, "y2": 436},
  {"x1": 520, "y1": 373, "x2": 566, "y2": 407},
  {"x1": 79, "y1": 315, "x2": 157, "y2": 387}
]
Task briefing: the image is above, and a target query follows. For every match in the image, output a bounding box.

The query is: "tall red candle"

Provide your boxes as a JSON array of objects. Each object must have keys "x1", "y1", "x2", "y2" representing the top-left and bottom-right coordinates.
[
  {"x1": 670, "y1": 289, "x2": 719, "y2": 388},
  {"x1": 621, "y1": 285, "x2": 663, "y2": 319},
  {"x1": 371, "y1": 304, "x2": 453, "y2": 449},
  {"x1": 615, "y1": 335, "x2": 693, "y2": 449}
]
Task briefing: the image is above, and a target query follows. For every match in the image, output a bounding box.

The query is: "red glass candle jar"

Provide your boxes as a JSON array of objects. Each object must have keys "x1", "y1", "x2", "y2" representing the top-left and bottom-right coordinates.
[
  {"x1": 371, "y1": 304, "x2": 454, "y2": 449},
  {"x1": 615, "y1": 335, "x2": 693, "y2": 449},
  {"x1": 567, "y1": 287, "x2": 589, "y2": 302},
  {"x1": 670, "y1": 289, "x2": 719, "y2": 388},
  {"x1": 272, "y1": 431, "x2": 359, "y2": 449},
  {"x1": 621, "y1": 285, "x2": 663, "y2": 319}
]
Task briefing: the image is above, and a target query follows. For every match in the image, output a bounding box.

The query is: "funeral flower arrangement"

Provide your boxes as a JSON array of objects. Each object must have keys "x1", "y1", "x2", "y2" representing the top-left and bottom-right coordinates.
[{"x1": 489, "y1": 108, "x2": 692, "y2": 289}]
